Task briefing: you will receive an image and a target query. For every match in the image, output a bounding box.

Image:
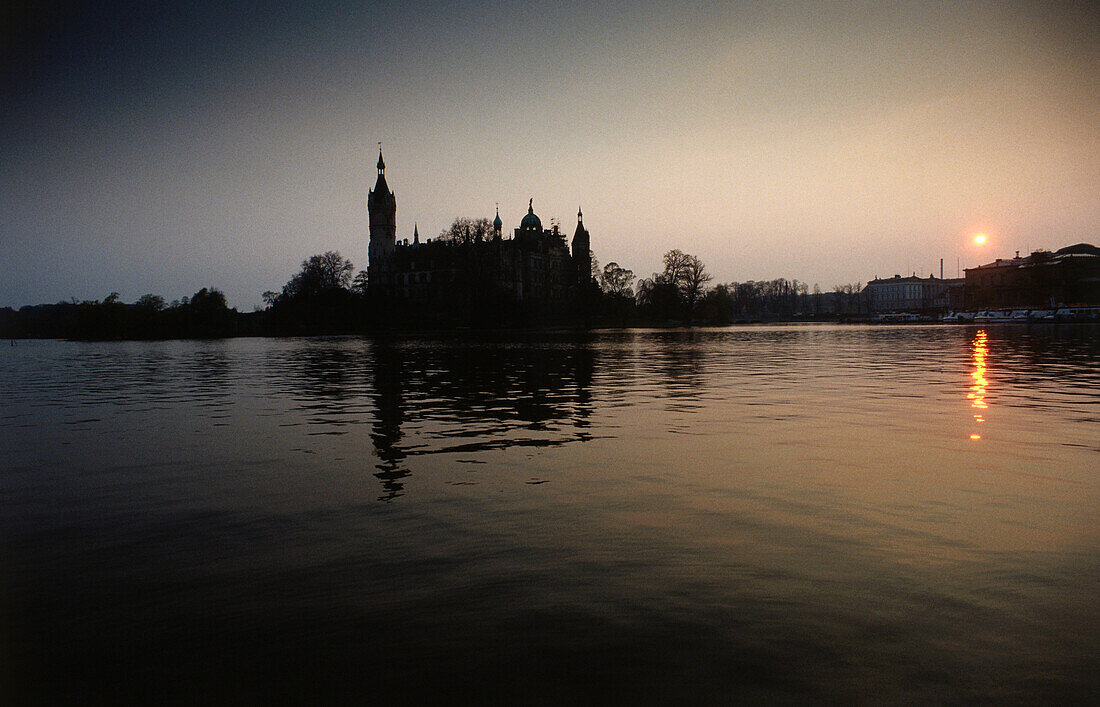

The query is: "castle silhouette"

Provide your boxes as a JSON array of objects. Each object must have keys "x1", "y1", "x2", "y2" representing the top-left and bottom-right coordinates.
[{"x1": 366, "y1": 149, "x2": 594, "y2": 313}]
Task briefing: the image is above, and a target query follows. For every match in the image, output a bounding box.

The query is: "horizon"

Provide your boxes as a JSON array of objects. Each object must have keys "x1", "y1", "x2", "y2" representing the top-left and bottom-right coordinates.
[{"x1": 3, "y1": 1, "x2": 1098, "y2": 310}]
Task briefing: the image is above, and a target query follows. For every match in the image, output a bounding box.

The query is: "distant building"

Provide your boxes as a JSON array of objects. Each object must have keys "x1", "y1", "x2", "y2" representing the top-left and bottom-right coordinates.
[
  {"x1": 964, "y1": 244, "x2": 1100, "y2": 309},
  {"x1": 366, "y1": 149, "x2": 593, "y2": 311},
  {"x1": 865, "y1": 275, "x2": 964, "y2": 313}
]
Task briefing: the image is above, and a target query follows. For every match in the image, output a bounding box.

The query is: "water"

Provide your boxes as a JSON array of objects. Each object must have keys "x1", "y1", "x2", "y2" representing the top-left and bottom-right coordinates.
[{"x1": 2, "y1": 325, "x2": 1098, "y2": 703}]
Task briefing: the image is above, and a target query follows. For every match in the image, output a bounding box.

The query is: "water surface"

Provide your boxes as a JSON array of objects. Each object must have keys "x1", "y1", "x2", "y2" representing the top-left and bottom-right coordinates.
[{"x1": 2, "y1": 326, "x2": 1097, "y2": 702}]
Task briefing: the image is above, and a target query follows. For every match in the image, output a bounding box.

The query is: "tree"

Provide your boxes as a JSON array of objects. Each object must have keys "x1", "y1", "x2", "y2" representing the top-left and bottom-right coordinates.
[
  {"x1": 135, "y1": 294, "x2": 165, "y2": 311},
  {"x1": 654, "y1": 249, "x2": 711, "y2": 323},
  {"x1": 601, "y1": 262, "x2": 635, "y2": 297},
  {"x1": 438, "y1": 217, "x2": 494, "y2": 244},
  {"x1": 352, "y1": 270, "x2": 369, "y2": 295},
  {"x1": 282, "y1": 251, "x2": 355, "y2": 299},
  {"x1": 659, "y1": 250, "x2": 692, "y2": 288},
  {"x1": 680, "y1": 254, "x2": 712, "y2": 322},
  {"x1": 635, "y1": 275, "x2": 681, "y2": 321},
  {"x1": 189, "y1": 287, "x2": 228, "y2": 313},
  {"x1": 185, "y1": 287, "x2": 233, "y2": 338}
]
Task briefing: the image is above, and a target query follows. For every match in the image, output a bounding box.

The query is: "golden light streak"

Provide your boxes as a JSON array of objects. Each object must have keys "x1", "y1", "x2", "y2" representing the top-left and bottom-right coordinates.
[{"x1": 968, "y1": 330, "x2": 989, "y2": 440}]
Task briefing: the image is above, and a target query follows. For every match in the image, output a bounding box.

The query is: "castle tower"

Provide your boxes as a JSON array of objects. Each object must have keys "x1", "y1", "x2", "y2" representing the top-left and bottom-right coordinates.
[
  {"x1": 493, "y1": 205, "x2": 503, "y2": 240},
  {"x1": 572, "y1": 207, "x2": 591, "y2": 284},
  {"x1": 367, "y1": 147, "x2": 397, "y2": 278}
]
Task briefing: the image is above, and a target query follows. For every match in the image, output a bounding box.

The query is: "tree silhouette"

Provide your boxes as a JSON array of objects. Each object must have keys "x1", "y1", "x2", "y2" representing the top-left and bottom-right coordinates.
[
  {"x1": 648, "y1": 249, "x2": 712, "y2": 324},
  {"x1": 135, "y1": 294, "x2": 165, "y2": 311},
  {"x1": 282, "y1": 251, "x2": 355, "y2": 299},
  {"x1": 438, "y1": 217, "x2": 494, "y2": 244},
  {"x1": 352, "y1": 270, "x2": 369, "y2": 295},
  {"x1": 600, "y1": 262, "x2": 635, "y2": 297}
]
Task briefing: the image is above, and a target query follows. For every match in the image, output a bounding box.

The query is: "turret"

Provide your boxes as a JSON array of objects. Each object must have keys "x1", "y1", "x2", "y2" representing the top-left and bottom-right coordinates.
[
  {"x1": 572, "y1": 207, "x2": 591, "y2": 284},
  {"x1": 367, "y1": 146, "x2": 397, "y2": 277}
]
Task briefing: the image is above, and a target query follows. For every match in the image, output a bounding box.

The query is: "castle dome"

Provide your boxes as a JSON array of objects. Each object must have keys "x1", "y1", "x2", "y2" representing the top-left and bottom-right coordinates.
[{"x1": 520, "y1": 198, "x2": 542, "y2": 231}]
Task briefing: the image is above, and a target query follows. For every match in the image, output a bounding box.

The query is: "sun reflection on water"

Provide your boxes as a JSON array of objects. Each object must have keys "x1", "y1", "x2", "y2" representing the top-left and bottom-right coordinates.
[{"x1": 967, "y1": 330, "x2": 988, "y2": 440}]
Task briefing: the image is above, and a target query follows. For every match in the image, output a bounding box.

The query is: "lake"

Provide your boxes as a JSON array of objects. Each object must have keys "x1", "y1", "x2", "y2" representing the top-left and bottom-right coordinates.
[{"x1": 2, "y1": 325, "x2": 1097, "y2": 703}]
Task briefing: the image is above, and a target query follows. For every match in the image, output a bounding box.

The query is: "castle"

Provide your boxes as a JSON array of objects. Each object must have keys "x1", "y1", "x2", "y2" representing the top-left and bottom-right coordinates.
[{"x1": 366, "y1": 149, "x2": 594, "y2": 311}]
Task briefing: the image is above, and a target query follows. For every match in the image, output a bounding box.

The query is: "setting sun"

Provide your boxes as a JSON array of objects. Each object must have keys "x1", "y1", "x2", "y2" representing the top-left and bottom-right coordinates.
[{"x1": 974, "y1": 233, "x2": 987, "y2": 245}]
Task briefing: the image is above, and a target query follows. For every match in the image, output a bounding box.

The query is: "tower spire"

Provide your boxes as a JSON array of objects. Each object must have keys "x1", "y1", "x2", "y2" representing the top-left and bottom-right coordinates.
[{"x1": 377, "y1": 142, "x2": 385, "y2": 174}]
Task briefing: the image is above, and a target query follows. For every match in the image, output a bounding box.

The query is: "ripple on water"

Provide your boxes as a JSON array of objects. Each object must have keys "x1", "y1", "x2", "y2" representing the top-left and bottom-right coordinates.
[{"x1": 0, "y1": 327, "x2": 1097, "y2": 702}]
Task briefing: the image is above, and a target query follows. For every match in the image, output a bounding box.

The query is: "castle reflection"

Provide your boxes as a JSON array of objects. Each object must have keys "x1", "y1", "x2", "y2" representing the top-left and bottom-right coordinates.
[{"x1": 368, "y1": 336, "x2": 597, "y2": 500}]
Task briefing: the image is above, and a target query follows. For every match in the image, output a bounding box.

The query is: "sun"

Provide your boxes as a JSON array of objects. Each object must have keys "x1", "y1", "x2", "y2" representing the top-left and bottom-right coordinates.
[{"x1": 974, "y1": 233, "x2": 987, "y2": 245}]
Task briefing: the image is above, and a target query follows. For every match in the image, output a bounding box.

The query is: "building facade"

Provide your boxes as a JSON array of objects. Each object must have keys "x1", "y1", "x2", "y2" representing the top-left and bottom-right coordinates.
[
  {"x1": 964, "y1": 244, "x2": 1100, "y2": 309},
  {"x1": 865, "y1": 275, "x2": 963, "y2": 313},
  {"x1": 366, "y1": 150, "x2": 593, "y2": 311}
]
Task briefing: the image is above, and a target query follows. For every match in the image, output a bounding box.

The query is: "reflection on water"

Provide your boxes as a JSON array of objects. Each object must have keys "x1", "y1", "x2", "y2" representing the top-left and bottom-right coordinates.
[
  {"x1": 364, "y1": 339, "x2": 597, "y2": 500},
  {"x1": 1, "y1": 326, "x2": 1098, "y2": 702},
  {"x1": 969, "y1": 329, "x2": 989, "y2": 439}
]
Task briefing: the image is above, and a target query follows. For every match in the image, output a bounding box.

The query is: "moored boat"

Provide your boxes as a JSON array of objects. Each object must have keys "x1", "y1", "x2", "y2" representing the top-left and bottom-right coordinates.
[{"x1": 974, "y1": 309, "x2": 1013, "y2": 323}]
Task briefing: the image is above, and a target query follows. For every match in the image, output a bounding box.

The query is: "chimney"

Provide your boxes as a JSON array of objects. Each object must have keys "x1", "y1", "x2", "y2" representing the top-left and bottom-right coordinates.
[{"x1": 940, "y1": 258, "x2": 943, "y2": 279}]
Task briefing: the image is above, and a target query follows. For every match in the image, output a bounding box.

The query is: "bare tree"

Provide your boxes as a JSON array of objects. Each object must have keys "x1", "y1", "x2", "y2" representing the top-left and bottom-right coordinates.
[
  {"x1": 659, "y1": 249, "x2": 692, "y2": 288},
  {"x1": 656, "y1": 249, "x2": 711, "y2": 323},
  {"x1": 438, "y1": 217, "x2": 494, "y2": 244},
  {"x1": 601, "y1": 262, "x2": 636, "y2": 297},
  {"x1": 680, "y1": 254, "x2": 712, "y2": 321},
  {"x1": 352, "y1": 270, "x2": 369, "y2": 295}
]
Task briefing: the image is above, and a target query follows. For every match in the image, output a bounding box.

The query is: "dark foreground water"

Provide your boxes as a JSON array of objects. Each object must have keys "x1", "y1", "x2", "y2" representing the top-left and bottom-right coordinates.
[{"x1": 2, "y1": 326, "x2": 1098, "y2": 703}]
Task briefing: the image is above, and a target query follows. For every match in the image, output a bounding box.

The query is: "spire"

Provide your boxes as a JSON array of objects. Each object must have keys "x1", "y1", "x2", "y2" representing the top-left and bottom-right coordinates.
[
  {"x1": 528, "y1": 197, "x2": 534, "y2": 213},
  {"x1": 413, "y1": 222, "x2": 420, "y2": 244},
  {"x1": 493, "y1": 203, "x2": 502, "y2": 230},
  {"x1": 370, "y1": 142, "x2": 392, "y2": 198},
  {"x1": 573, "y1": 205, "x2": 589, "y2": 240}
]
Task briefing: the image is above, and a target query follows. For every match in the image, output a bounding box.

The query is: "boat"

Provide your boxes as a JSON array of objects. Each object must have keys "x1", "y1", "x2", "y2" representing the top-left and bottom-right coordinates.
[
  {"x1": 1028, "y1": 309, "x2": 1056, "y2": 321},
  {"x1": 873, "y1": 312, "x2": 920, "y2": 323},
  {"x1": 974, "y1": 310, "x2": 1013, "y2": 323},
  {"x1": 1055, "y1": 306, "x2": 1100, "y2": 322}
]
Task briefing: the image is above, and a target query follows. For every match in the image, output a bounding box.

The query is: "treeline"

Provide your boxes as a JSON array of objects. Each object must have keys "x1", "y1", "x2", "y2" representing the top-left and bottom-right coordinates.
[
  {"x1": 606, "y1": 249, "x2": 866, "y2": 324},
  {"x1": 1, "y1": 288, "x2": 250, "y2": 340},
  {"x1": 1, "y1": 247, "x2": 869, "y2": 340}
]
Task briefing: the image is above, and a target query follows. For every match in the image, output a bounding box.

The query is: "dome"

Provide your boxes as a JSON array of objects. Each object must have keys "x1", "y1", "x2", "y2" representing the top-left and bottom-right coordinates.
[
  {"x1": 520, "y1": 198, "x2": 542, "y2": 231},
  {"x1": 493, "y1": 208, "x2": 503, "y2": 230}
]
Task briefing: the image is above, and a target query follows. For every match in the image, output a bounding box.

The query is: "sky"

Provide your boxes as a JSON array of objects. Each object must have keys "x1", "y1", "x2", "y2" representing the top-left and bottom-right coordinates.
[{"x1": 2, "y1": 0, "x2": 1098, "y2": 309}]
